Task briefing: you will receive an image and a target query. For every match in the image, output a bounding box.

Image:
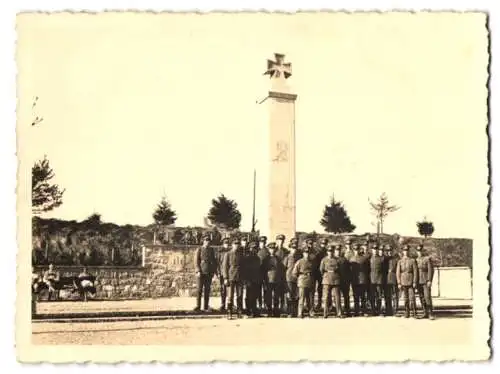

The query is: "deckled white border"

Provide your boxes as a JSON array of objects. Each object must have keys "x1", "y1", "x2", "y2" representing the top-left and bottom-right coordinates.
[{"x1": 2, "y1": 0, "x2": 499, "y2": 372}]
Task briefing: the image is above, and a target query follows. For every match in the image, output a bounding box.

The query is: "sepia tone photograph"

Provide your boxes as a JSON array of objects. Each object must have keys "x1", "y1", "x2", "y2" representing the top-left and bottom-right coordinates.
[{"x1": 16, "y1": 11, "x2": 490, "y2": 362}]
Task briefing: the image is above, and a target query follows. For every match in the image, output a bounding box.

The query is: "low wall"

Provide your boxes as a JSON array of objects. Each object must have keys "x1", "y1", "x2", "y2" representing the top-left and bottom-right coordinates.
[{"x1": 34, "y1": 244, "x2": 472, "y2": 301}]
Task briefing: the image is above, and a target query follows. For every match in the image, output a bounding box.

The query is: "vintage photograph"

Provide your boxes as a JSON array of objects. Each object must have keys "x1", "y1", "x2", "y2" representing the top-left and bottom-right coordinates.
[{"x1": 16, "y1": 12, "x2": 490, "y2": 362}]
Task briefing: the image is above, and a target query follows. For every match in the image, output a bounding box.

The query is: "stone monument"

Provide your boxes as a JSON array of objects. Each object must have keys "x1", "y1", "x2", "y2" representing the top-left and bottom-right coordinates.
[{"x1": 264, "y1": 53, "x2": 297, "y2": 241}]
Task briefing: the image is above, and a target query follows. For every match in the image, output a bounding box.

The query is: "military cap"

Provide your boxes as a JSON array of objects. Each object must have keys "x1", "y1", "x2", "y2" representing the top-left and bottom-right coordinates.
[
  {"x1": 249, "y1": 241, "x2": 257, "y2": 249},
  {"x1": 259, "y1": 236, "x2": 267, "y2": 242},
  {"x1": 202, "y1": 234, "x2": 211, "y2": 240},
  {"x1": 320, "y1": 238, "x2": 328, "y2": 245},
  {"x1": 276, "y1": 234, "x2": 285, "y2": 241},
  {"x1": 289, "y1": 237, "x2": 298, "y2": 243},
  {"x1": 221, "y1": 238, "x2": 229, "y2": 244},
  {"x1": 267, "y1": 242, "x2": 276, "y2": 249}
]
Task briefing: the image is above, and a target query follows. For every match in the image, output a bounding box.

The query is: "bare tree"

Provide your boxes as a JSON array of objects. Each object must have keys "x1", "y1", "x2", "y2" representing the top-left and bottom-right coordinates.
[{"x1": 369, "y1": 192, "x2": 400, "y2": 234}]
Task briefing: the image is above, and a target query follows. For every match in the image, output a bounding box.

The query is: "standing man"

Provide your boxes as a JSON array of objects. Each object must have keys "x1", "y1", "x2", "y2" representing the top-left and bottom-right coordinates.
[
  {"x1": 349, "y1": 244, "x2": 370, "y2": 316},
  {"x1": 415, "y1": 244, "x2": 435, "y2": 320},
  {"x1": 339, "y1": 243, "x2": 352, "y2": 317},
  {"x1": 320, "y1": 245, "x2": 343, "y2": 318},
  {"x1": 216, "y1": 238, "x2": 230, "y2": 312},
  {"x1": 222, "y1": 238, "x2": 245, "y2": 319},
  {"x1": 263, "y1": 242, "x2": 286, "y2": 317},
  {"x1": 244, "y1": 241, "x2": 261, "y2": 317},
  {"x1": 383, "y1": 244, "x2": 399, "y2": 316},
  {"x1": 369, "y1": 244, "x2": 384, "y2": 316},
  {"x1": 275, "y1": 234, "x2": 289, "y2": 313},
  {"x1": 293, "y1": 241, "x2": 315, "y2": 318},
  {"x1": 283, "y1": 238, "x2": 301, "y2": 317},
  {"x1": 396, "y1": 245, "x2": 418, "y2": 318},
  {"x1": 257, "y1": 236, "x2": 269, "y2": 311},
  {"x1": 312, "y1": 238, "x2": 327, "y2": 312},
  {"x1": 194, "y1": 234, "x2": 217, "y2": 312}
]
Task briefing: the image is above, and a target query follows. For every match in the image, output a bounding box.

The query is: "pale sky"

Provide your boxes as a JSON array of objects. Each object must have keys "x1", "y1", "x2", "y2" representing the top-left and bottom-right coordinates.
[{"x1": 17, "y1": 12, "x2": 488, "y2": 239}]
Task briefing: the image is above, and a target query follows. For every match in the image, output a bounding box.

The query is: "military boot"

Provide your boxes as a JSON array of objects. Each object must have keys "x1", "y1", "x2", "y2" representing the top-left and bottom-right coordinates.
[
  {"x1": 422, "y1": 302, "x2": 429, "y2": 319},
  {"x1": 428, "y1": 307, "x2": 435, "y2": 320},
  {"x1": 404, "y1": 303, "x2": 410, "y2": 318}
]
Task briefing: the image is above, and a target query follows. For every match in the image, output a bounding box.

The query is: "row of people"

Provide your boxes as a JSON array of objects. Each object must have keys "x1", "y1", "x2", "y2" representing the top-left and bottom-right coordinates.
[
  {"x1": 194, "y1": 234, "x2": 435, "y2": 319},
  {"x1": 32, "y1": 264, "x2": 97, "y2": 301}
]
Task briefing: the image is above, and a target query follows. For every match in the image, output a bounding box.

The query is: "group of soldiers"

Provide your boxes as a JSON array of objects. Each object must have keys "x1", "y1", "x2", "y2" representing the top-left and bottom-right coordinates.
[{"x1": 193, "y1": 233, "x2": 435, "y2": 320}]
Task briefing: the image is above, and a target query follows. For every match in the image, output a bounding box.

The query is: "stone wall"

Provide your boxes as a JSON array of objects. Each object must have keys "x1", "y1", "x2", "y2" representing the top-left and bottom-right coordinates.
[
  {"x1": 34, "y1": 239, "x2": 474, "y2": 301},
  {"x1": 34, "y1": 244, "x2": 223, "y2": 300}
]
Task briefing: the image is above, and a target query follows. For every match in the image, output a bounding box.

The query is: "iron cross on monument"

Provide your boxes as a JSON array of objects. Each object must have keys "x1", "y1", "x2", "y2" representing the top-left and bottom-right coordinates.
[{"x1": 264, "y1": 53, "x2": 297, "y2": 242}]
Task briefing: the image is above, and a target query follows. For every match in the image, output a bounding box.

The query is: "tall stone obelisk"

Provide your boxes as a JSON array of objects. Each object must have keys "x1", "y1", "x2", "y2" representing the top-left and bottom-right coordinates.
[{"x1": 264, "y1": 53, "x2": 297, "y2": 241}]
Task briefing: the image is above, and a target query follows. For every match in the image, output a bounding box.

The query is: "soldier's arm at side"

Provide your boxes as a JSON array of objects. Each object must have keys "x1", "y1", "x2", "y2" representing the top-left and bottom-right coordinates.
[
  {"x1": 396, "y1": 260, "x2": 401, "y2": 285},
  {"x1": 194, "y1": 248, "x2": 201, "y2": 274},
  {"x1": 222, "y1": 252, "x2": 229, "y2": 280},
  {"x1": 319, "y1": 258, "x2": 326, "y2": 275},
  {"x1": 411, "y1": 259, "x2": 418, "y2": 286},
  {"x1": 428, "y1": 257, "x2": 434, "y2": 283},
  {"x1": 292, "y1": 260, "x2": 300, "y2": 278}
]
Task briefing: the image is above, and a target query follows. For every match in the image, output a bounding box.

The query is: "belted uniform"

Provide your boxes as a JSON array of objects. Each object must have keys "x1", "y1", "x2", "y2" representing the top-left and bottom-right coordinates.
[
  {"x1": 292, "y1": 256, "x2": 315, "y2": 318},
  {"x1": 319, "y1": 256, "x2": 342, "y2": 317}
]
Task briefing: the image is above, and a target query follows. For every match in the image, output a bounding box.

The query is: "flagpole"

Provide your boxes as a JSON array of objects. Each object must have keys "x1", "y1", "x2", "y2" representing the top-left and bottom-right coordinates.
[{"x1": 251, "y1": 169, "x2": 256, "y2": 233}]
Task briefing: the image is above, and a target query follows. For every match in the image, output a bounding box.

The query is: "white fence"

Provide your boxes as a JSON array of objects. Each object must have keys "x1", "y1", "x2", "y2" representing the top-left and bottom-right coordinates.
[{"x1": 431, "y1": 266, "x2": 472, "y2": 299}]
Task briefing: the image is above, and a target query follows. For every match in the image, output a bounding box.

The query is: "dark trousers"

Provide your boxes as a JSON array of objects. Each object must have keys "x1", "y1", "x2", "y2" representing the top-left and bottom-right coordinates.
[
  {"x1": 323, "y1": 284, "x2": 342, "y2": 317},
  {"x1": 265, "y1": 282, "x2": 282, "y2": 316},
  {"x1": 196, "y1": 274, "x2": 212, "y2": 310},
  {"x1": 245, "y1": 282, "x2": 260, "y2": 315},
  {"x1": 279, "y1": 286, "x2": 287, "y2": 311},
  {"x1": 352, "y1": 284, "x2": 368, "y2": 315},
  {"x1": 218, "y1": 275, "x2": 227, "y2": 309},
  {"x1": 258, "y1": 281, "x2": 266, "y2": 309},
  {"x1": 298, "y1": 287, "x2": 314, "y2": 317},
  {"x1": 384, "y1": 284, "x2": 399, "y2": 315},
  {"x1": 369, "y1": 284, "x2": 383, "y2": 315},
  {"x1": 227, "y1": 281, "x2": 243, "y2": 311},
  {"x1": 341, "y1": 282, "x2": 351, "y2": 314},
  {"x1": 313, "y1": 277, "x2": 323, "y2": 308},
  {"x1": 416, "y1": 283, "x2": 432, "y2": 312},
  {"x1": 287, "y1": 281, "x2": 298, "y2": 316}
]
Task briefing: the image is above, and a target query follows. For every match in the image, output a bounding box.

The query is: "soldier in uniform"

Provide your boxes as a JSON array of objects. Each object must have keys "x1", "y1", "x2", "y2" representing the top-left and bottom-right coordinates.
[
  {"x1": 320, "y1": 245, "x2": 344, "y2": 318},
  {"x1": 244, "y1": 241, "x2": 261, "y2": 317},
  {"x1": 383, "y1": 244, "x2": 399, "y2": 316},
  {"x1": 222, "y1": 238, "x2": 245, "y2": 319},
  {"x1": 349, "y1": 244, "x2": 370, "y2": 316},
  {"x1": 263, "y1": 242, "x2": 286, "y2": 317},
  {"x1": 193, "y1": 234, "x2": 217, "y2": 312},
  {"x1": 283, "y1": 238, "x2": 301, "y2": 317},
  {"x1": 275, "y1": 234, "x2": 289, "y2": 313},
  {"x1": 216, "y1": 238, "x2": 230, "y2": 311},
  {"x1": 369, "y1": 243, "x2": 385, "y2": 316},
  {"x1": 396, "y1": 245, "x2": 418, "y2": 318},
  {"x1": 312, "y1": 238, "x2": 327, "y2": 311},
  {"x1": 292, "y1": 240, "x2": 315, "y2": 318},
  {"x1": 257, "y1": 236, "x2": 269, "y2": 311},
  {"x1": 339, "y1": 244, "x2": 352, "y2": 316},
  {"x1": 415, "y1": 244, "x2": 435, "y2": 320}
]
